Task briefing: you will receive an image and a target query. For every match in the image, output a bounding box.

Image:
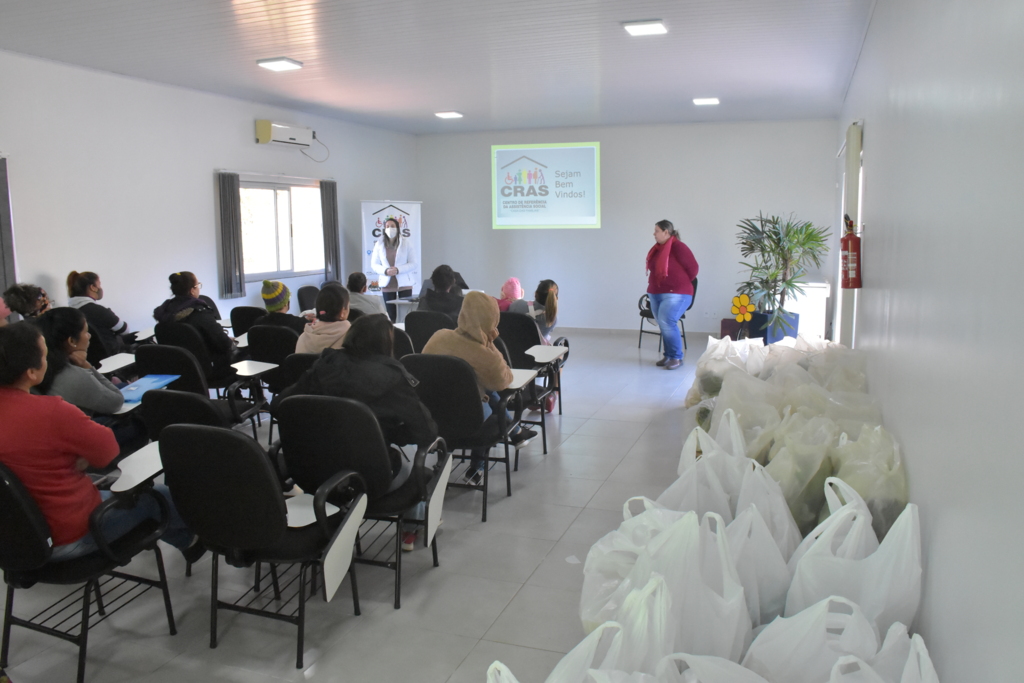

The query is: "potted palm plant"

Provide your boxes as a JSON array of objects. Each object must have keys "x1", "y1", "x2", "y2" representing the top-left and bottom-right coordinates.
[{"x1": 735, "y1": 213, "x2": 831, "y2": 342}]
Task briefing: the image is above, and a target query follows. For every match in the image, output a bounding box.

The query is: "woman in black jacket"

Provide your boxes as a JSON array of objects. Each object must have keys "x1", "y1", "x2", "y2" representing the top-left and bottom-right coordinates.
[
  {"x1": 273, "y1": 314, "x2": 436, "y2": 448},
  {"x1": 152, "y1": 271, "x2": 236, "y2": 372}
]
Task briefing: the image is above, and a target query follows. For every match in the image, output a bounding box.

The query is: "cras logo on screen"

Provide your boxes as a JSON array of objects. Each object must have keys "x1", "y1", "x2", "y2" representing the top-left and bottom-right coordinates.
[
  {"x1": 499, "y1": 155, "x2": 585, "y2": 199},
  {"x1": 370, "y1": 205, "x2": 412, "y2": 239}
]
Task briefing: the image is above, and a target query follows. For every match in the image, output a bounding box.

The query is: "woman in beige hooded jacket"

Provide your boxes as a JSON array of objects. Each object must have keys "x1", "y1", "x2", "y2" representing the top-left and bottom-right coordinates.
[
  {"x1": 296, "y1": 286, "x2": 352, "y2": 354},
  {"x1": 422, "y1": 291, "x2": 535, "y2": 483}
]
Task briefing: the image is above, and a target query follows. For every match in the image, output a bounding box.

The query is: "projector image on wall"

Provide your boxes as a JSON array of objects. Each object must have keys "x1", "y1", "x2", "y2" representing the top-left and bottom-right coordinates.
[{"x1": 255, "y1": 120, "x2": 313, "y2": 148}]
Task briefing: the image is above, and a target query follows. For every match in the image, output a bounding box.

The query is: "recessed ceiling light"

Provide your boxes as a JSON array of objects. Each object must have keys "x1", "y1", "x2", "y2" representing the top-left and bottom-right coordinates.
[
  {"x1": 623, "y1": 20, "x2": 667, "y2": 36},
  {"x1": 257, "y1": 57, "x2": 303, "y2": 72},
  {"x1": 693, "y1": 98, "x2": 720, "y2": 106},
  {"x1": 435, "y1": 111, "x2": 464, "y2": 119}
]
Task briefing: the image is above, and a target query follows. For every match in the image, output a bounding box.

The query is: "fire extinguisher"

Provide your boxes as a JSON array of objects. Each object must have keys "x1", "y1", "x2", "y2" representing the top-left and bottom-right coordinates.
[{"x1": 841, "y1": 213, "x2": 862, "y2": 289}]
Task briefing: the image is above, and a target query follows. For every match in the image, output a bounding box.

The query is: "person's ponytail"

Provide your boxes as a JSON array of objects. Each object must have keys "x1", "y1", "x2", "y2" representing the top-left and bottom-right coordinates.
[{"x1": 544, "y1": 288, "x2": 558, "y2": 326}]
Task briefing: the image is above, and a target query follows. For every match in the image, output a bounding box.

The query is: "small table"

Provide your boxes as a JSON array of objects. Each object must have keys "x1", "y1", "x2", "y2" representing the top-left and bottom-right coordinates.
[
  {"x1": 284, "y1": 493, "x2": 340, "y2": 528},
  {"x1": 110, "y1": 441, "x2": 163, "y2": 493},
  {"x1": 508, "y1": 368, "x2": 539, "y2": 391},
  {"x1": 231, "y1": 360, "x2": 279, "y2": 377},
  {"x1": 526, "y1": 345, "x2": 568, "y2": 364},
  {"x1": 218, "y1": 319, "x2": 232, "y2": 328},
  {"x1": 393, "y1": 322, "x2": 405, "y2": 331},
  {"x1": 235, "y1": 332, "x2": 249, "y2": 348},
  {"x1": 135, "y1": 327, "x2": 155, "y2": 342},
  {"x1": 113, "y1": 401, "x2": 141, "y2": 415},
  {"x1": 389, "y1": 298, "x2": 418, "y2": 324},
  {"x1": 98, "y1": 353, "x2": 136, "y2": 374}
]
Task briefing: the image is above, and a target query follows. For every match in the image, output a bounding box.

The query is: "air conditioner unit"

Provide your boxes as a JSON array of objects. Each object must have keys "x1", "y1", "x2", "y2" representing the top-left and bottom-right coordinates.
[{"x1": 255, "y1": 120, "x2": 313, "y2": 148}]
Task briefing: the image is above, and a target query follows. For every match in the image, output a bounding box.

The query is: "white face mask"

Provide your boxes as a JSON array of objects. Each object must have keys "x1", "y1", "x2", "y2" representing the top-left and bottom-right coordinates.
[{"x1": 385, "y1": 227, "x2": 398, "y2": 239}]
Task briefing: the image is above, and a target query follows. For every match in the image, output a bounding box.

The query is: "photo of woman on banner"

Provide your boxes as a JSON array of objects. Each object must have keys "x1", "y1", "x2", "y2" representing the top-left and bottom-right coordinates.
[{"x1": 370, "y1": 217, "x2": 417, "y2": 321}]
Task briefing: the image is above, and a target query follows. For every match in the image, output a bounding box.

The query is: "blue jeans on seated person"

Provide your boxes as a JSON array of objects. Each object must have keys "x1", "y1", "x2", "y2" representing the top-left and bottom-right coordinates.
[
  {"x1": 49, "y1": 485, "x2": 194, "y2": 562},
  {"x1": 469, "y1": 391, "x2": 515, "y2": 473},
  {"x1": 648, "y1": 292, "x2": 692, "y2": 361}
]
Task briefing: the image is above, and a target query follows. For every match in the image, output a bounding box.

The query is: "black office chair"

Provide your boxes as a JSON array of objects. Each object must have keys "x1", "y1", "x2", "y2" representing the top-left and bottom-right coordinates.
[
  {"x1": 638, "y1": 278, "x2": 698, "y2": 352},
  {"x1": 247, "y1": 325, "x2": 302, "y2": 442},
  {"x1": 154, "y1": 321, "x2": 238, "y2": 390},
  {"x1": 85, "y1": 321, "x2": 118, "y2": 368},
  {"x1": 393, "y1": 327, "x2": 415, "y2": 359},
  {"x1": 273, "y1": 396, "x2": 451, "y2": 609},
  {"x1": 141, "y1": 389, "x2": 238, "y2": 440},
  {"x1": 0, "y1": 463, "x2": 176, "y2": 683},
  {"x1": 284, "y1": 352, "x2": 319, "y2": 381},
  {"x1": 404, "y1": 310, "x2": 455, "y2": 353},
  {"x1": 297, "y1": 286, "x2": 320, "y2": 312},
  {"x1": 401, "y1": 354, "x2": 516, "y2": 523},
  {"x1": 159, "y1": 424, "x2": 365, "y2": 669},
  {"x1": 497, "y1": 312, "x2": 559, "y2": 442},
  {"x1": 230, "y1": 305, "x2": 267, "y2": 337},
  {"x1": 135, "y1": 344, "x2": 263, "y2": 438}
]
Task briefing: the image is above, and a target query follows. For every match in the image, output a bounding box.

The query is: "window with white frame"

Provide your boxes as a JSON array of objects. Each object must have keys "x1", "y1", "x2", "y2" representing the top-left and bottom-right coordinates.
[{"x1": 240, "y1": 182, "x2": 324, "y2": 281}]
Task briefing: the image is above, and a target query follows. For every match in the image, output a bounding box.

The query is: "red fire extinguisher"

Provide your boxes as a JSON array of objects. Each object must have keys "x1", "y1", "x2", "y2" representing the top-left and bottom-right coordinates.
[{"x1": 841, "y1": 213, "x2": 862, "y2": 289}]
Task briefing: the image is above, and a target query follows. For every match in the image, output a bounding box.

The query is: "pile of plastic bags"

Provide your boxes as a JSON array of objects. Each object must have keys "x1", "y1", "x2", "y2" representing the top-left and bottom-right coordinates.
[{"x1": 486, "y1": 336, "x2": 936, "y2": 682}]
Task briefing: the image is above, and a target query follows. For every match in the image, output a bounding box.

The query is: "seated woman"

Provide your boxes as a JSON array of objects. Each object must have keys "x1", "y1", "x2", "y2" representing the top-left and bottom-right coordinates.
[
  {"x1": 276, "y1": 314, "x2": 436, "y2": 449},
  {"x1": 509, "y1": 278, "x2": 559, "y2": 342},
  {"x1": 494, "y1": 277, "x2": 523, "y2": 312},
  {"x1": 296, "y1": 286, "x2": 352, "y2": 353},
  {"x1": 346, "y1": 272, "x2": 389, "y2": 317},
  {"x1": 422, "y1": 291, "x2": 536, "y2": 484},
  {"x1": 0, "y1": 322, "x2": 202, "y2": 563},
  {"x1": 66, "y1": 271, "x2": 135, "y2": 356},
  {"x1": 417, "y1": 265, "x2": 464, "y2": 321},
  {"x1": 153, "y1": 271, "x2": 236, "y2": 372},
  {"x1": 251, "y1": 280, "x2": 307, "y2": 335},
  {"x1": 34, "y1": 308, "x2": 148, "y2": 455},
  {"x1": 3, "y1": 282, "x2": 51, "y2": 319}
]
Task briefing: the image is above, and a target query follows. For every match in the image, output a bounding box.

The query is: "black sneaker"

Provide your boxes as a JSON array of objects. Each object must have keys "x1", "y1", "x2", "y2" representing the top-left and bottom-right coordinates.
[
  {"x1": 464, "y1": 468, "x2": 484, "y2": 487},
  {"x1": 181, "y1": 538, "x2": 207, "y2": 565},
  {"x1": 509, "y1": 428, "x2": 538, "y2": 449}
]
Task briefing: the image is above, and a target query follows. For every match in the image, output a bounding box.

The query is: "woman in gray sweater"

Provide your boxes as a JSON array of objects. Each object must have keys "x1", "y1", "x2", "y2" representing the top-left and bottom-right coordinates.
[{"x1": 35, "y1": 307, "x2": 124, "y2": 414}]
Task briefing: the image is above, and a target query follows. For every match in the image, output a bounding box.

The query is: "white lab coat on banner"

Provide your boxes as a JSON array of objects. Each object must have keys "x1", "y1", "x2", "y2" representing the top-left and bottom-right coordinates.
[{"x1": 370, "y1": 236, "x2": 418, "y2": 289}]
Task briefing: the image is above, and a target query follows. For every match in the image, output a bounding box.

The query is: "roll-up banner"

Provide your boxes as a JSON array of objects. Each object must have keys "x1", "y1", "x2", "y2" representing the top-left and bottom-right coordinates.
[{"x1": 360, "y1": 200, "x2": 422, "y2": 294}]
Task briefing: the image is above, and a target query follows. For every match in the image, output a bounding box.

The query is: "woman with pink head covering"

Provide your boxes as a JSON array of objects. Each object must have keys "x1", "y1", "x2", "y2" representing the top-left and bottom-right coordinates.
[{"x1": 494, "y1": 277, "x2": 523, "y2": 312}]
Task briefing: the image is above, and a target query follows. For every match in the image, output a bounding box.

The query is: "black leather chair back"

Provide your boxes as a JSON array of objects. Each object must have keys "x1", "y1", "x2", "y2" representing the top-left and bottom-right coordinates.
[
  {"x1": 160, "y1": 425, "x2": 287, "y2": 552},
  {"x1": 230, "y1": 306, "x2": 267, "y2": 337},
  {"x1": 400, "y1": 354, "x2": 485, "y2": 441},
  {"x1": 284, "y1": 352, "x2": 319, "y2": 381},
  {"x1": 393, "y1": 327, "x2": 415, "y2": 359},
  {"x1": 141, "y1": 389, "x2": 228, "y2": 440},
  {"x1": 155, "y1": 322, "x2": 217, "y2": 379},
  {"x1": 135, "y1": 343, "x2": 210, "y2": 395},
  {"x1": 297, "y1": 286, "x2": 320, "y2": 312},
  {"x1": 497, "y1": 312, "x2": 544, "y2": 370},
  {"x1": 275, "y1": 396, "x2": 394, "y2": 500},
  {"x1": 248, "y1": 325, "x2": 300, "y2": 392},
  {"x1": 0, "y1": 462, "x2": 53, "y2": 572},
  {"x1": 405, "y1": 310, "x2": 455, "y2": 353},
  {"x1": 86, "y1": 321, "x2": 117, "y2": 367}
]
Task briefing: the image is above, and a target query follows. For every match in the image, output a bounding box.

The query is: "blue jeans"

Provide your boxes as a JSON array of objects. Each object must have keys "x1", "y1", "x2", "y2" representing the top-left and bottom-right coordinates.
[
  {"x1": 49, "y1": 485, "x2": 194, "y2": 562},
  {"x1": 648, "y1": 293, "x2": 692, "y2": 360}
]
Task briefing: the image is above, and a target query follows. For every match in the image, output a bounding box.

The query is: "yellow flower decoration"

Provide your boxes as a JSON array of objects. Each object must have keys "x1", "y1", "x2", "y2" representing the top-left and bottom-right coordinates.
[{"x1": 731, "y1": 294, "x2": 753, "y2": 322}]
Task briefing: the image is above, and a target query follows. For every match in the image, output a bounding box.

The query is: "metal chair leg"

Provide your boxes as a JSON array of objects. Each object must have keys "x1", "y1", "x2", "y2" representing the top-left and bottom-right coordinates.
[
  {"x1": 210, "y1": 553, "x2": 219, "y2": 649},
  {"x1": 1, "y1": 584, "x2": 14, "y2": 668},
  {"x1": 296, "y1": 564, "x2": 306, "y2": 669},
  {"x1": 76, "y1": 581, "x2": 92, "y2": 683},
  {"x1": 153, "y1": 545, "x2": 177, "y2": 635},
  {"x1": 394, "y1": 519, "x2": 403, "y2": 609},
  {"x1": 349, "y1": 564, "x2": 361, "y2": 615},
  {"x1": 93, "y1": 580, "x2": 106, "y2": 616},
  {"x1": 269, "y1": 564, "x2": 282, "y2": 601}
]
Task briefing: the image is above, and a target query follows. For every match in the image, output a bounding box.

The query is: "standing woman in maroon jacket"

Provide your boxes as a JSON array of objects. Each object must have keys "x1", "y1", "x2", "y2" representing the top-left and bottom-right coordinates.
[{"x1": 646, "y1": 219, "x2": 699, "y2": 370}]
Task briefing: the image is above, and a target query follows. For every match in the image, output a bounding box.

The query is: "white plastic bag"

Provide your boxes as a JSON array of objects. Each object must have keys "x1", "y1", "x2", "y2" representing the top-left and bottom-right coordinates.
[
  {"x1": 786, "y1": 504, "x2": 921, "y2": 636},
  {"x1": 726, "y1": 506, "x2": 790, "y2": 627},
  {"x1": 600, "y1": 512, "x2": 751, "y2": 662},
  {"x1": 613, "y1": 574, "x2": 676, "y2": 674},
  {"x1": 828, "y1": 642, "x2": 940, "y2": 683},
  {"x1": 787, "y1": 478, "x2": 879, "y2": 576},
  {"x1": 829, "y1": 656, "x2": 888, "y2": 683},
  {"x1": 488, "y1": 661, "x2": 523, "y2": 683},
  {"x1": 546, "y1": 622, "x2": 625, "y2": 683},
  {"x1": 657, "y1": 453, "x2": 733, "y2": 524},
  {"x1": 869, "y1": 623, "x2": 912, "y2": 683},
  {"x1": 734, "y1": 460, "x2": 802, "y2": 561},
  {"x1": 581, "y1": 498, "x2": 687, "y2": 633},
  {"x1": 709, "y1": 373, "x2": 784, "y2": 464},
  {"x1": 586, "y1": 671, "x2": 660, "y2": 683},
  {"x1": 831, "y1": 426, "x2": 908, "y2": 540},
  {"x1": 741, "y1": 596, "x2": 880, "y2": 683},
  {"x1": 713, "y1": 409, "x2": 749, "y2": 461},
  {"x1": 654, "y1": 653, "x2": 770, "y2": 683},
  {"x1": 764, "y1": 414, "x2": 838, "y2": 534}
]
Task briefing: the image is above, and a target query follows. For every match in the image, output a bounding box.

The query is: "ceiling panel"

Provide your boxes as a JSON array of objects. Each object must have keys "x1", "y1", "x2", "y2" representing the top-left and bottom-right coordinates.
[{"x1": 0, "y1": 0, "x2": 874, "y2": 133}]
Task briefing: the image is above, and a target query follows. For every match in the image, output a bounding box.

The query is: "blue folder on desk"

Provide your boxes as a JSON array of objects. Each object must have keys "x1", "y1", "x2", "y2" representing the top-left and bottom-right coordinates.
[{"x1": 120, "y1": 374, "x2": 180, "y2": 403}]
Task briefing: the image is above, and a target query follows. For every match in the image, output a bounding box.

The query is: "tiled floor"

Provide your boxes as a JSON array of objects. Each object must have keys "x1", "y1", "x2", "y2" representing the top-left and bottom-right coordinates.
[{"x1": 2, "y1": 329, "x2": 704, "y2": 683}]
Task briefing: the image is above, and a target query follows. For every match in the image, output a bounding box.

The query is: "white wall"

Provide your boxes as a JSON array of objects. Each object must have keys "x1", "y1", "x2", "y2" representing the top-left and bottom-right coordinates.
[
  {"x1": 0, "y1": 49, "x2": 416, "y2": 330},
  {"x1": 415, "y1": 121, "x2": 838, "y2": 333},
  {"x1": 841, "y1": 0, "x2": 1024, "y2": 679}
]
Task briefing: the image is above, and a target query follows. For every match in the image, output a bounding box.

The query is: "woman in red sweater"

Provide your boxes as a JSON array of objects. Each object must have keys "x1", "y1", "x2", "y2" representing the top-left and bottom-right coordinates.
[
  {"x1": 0, "y1": 322, "x2": 200, "y2": 562},
  {"x1": 646, "y1": 219, "x2": 699, "y2": 370}
]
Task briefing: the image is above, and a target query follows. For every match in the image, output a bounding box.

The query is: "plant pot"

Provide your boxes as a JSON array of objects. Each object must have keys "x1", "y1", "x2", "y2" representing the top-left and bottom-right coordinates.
[
  {"x1": 749, "y1": 311, "x2": 800, "y2": 344},
  {"x1": 720, "y1": 318, "x2": 742, "y2": 340}
]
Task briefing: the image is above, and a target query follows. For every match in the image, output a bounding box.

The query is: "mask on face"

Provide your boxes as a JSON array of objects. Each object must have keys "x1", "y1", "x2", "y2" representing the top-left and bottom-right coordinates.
[
  {"x1": 95, "y1": 287, "x2": 104, "y2": 300},
  {"x1": 385, "y1": 227, "x2": 398, "y2": 239}
]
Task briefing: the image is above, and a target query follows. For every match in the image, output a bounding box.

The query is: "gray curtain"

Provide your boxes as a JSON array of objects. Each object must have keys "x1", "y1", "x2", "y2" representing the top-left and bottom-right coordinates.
[
  {"x1": 217, "y1": 172, "x2": 245, "y2": 298},
  {"x1": 320, "y1": 180, "x2": 341, "y2": 282},
  {"x1": 0, "y1": 158, "x2": 16, "y2": 295}
]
